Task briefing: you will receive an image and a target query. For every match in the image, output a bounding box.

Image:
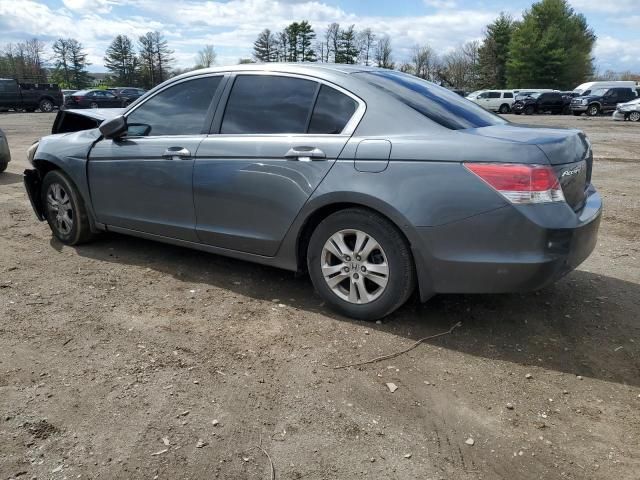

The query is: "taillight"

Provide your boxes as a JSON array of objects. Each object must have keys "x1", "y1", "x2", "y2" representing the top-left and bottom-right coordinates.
[{"x1": 464, "y1": 163, "x2": 565, "y2": 204}]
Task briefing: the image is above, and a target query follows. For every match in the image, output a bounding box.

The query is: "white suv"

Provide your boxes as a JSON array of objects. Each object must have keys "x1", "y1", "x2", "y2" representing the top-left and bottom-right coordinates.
[{"x1": 467, "y1": 90, "x2": 515, "y2": 113}]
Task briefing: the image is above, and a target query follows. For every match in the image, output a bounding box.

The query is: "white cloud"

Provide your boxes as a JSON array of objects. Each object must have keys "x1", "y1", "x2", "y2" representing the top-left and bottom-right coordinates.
[
  {"x1": 423, "y1": 0, "x2": 457, "y2": 9},
  {"x1": 594, "y1": 35, "x2": 640, "y2": 70},
  {"x1": 569, "y1": 0, "x2": 639, "y2": 13},
  {"x1": 62, "y1": 0, "x2": 115, "y2": 14}
]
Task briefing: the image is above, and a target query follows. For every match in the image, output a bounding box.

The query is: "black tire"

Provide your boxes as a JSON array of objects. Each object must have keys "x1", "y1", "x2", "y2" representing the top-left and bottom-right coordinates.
[
  {"x1": 307, "y1": 208, "x2": 415, "y2": 320},
  {"x1": 587, "y1": 104, "x2": 600, "y2": 116},
  {"x1": 0, "y1": 162, "x2": 7, "y2": 173},
  {"x1": 524, "y1": 105, "x2": 535, "y2": 115},
  {"x1": 562, "y1": 105, "x2": 571, "y2": 115},
  {"x1": 629, "y1": 111, "x2": 640, "y2": 122},
  {"x1": 90, "y1": 102, "x2": 99, "y2": 109},
  {"x1": 498, "y1": 104, "x2": 510, "y2": 114},
  {"x1": 572, "y1": 111, "x2": 582, "y2": 116},
  {"x1": 513, "y1": 111, "x2": 521, "y2": 115},
  {"x1": 38, "y1": 99, "x2": 54, "y2": 113},
  {"x1": 41, "y1": 170, "x2": 93, "y2": 245}
]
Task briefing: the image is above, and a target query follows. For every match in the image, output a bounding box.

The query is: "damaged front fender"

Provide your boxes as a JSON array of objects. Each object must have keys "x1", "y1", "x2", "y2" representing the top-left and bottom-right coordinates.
[{"x1": 24, "y1": 168, "x2": 45, "y2": 221}]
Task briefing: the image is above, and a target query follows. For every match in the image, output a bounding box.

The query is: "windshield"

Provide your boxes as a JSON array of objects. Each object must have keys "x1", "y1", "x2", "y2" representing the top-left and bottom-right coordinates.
[{"x1": 355, "y1": 71, "x2": 507, "y2": 130}]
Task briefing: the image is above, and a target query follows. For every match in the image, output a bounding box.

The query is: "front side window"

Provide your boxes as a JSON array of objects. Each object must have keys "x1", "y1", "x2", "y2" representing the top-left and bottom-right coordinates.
[
  {"x1": 308, "y1": 85, "x2": 358, "y2": 134},
  {"x1": 221, "y1": 75, "x2": 317, "y2": 134},
  {"x1": 127, "y1": 76, "x2": 221, "y2": 136},
  {"x1": 488, "y1": 91, "x2": 501, "y2": 98},
  {"x1": 355, "y1": 70, "x2": 507, "y2": 130}
]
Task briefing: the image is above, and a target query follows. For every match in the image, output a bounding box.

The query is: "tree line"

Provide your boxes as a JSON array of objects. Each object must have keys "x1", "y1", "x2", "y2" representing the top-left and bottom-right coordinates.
[{"x1": 0, "y1": 0, "x2": 635, "y2": 92}]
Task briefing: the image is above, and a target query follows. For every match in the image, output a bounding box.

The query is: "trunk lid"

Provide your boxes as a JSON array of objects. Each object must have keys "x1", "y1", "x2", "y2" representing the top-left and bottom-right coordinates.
[{"x1": 468, "y1": 124, "x2": 592, "y2": 211}]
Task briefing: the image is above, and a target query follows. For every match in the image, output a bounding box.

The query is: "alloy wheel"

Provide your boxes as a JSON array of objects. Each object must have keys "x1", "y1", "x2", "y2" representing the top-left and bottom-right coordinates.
[
  {"x1": 321, "y1": 229, "x2": 389, "y2": 304},
  {"x1": 588, "y1": 105, "x2": 599, "y2": 116},
  {"x1": 40, "y1": 100, "x2": 53, "y2": 112},
  {"x1": 46, "y1": 183, "x2": 74, "y2": 235},
  {"x1": 629, "y1": 111, "x2": 640, "y2": 122}
]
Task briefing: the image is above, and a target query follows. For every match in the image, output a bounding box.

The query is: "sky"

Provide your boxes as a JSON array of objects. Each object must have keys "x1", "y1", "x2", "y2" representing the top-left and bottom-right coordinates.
[{"x1": 0, "y1": 0, "x2": 638, "y2": 75}]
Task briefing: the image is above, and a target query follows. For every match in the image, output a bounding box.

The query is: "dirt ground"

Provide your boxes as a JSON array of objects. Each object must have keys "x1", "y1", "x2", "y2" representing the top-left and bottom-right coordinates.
[{"x1": 0, "y1": 112, "x2": 639, "y2": 480}]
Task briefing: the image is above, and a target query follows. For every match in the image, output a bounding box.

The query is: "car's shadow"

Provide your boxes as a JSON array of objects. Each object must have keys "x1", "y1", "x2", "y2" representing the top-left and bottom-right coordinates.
[
  {"x1": 0, "y1": 171, "x2": 22, "y2": 186},
  {"x1": 71, "y1": 232, "x2": 640, "y2": 387}
]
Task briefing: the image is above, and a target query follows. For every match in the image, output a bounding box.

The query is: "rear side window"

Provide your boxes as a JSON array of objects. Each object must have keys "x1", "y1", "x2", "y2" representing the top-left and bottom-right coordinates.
[
  {"x1": 221, "y1": 75, "x2": 317, "y2": 134},
  {"x1": 127, "y1": 76, "x2": 221, "y2": 136},
  {"x1": 355, "y1": 70, "x2": 507, "y2": 130},
  {"x1": 308, "y1": 85, "x2": 358, "y2": 134},
  {"x1": 488, "y1": 91, "x2": 500, "y2": 98},
  {"x1": 503, "y1": 92, "x2": 513, "y2": 98}
]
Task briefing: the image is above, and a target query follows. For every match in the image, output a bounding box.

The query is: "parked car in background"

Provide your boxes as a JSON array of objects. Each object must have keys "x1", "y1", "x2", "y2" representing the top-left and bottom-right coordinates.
[
  {"x1": 0, "y1": 128, "x2": 10, "y2": 172},
  {"x1": 0, "y1": 79, "x2": 63, "y2": 112},
  {"x1": 65, "y1": 89, "x2": 124, "y2": 109},
  {"x1": 571, "y1": 87, "x2": 637, "y2": 116},
  {"x1": 23, "y1": 64, "x2": 601, "y2": 320},
  {"x1": 512, "y1": 91, "x2": 566, "y2": 115},
  {"x1": 107, "y1": 87, "x2": 146, "y2": 106},
  {"x1": 573, "y1": 81, "x2": 637, "y2": 97},
  {"x1": 467, "y1": 89, "x2": 515, "y2": 113},
  {"x1": 613, "y1": 97, "x2": 640, "y2": 122},
  {"x1": 61, "y1": 89, "x2": 77, "y2": 104}
]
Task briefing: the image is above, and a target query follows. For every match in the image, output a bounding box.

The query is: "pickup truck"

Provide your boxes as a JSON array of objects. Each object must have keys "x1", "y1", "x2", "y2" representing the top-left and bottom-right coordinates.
[{"x1": 0, "y1": 78, "x2": 64, "y2": 113}]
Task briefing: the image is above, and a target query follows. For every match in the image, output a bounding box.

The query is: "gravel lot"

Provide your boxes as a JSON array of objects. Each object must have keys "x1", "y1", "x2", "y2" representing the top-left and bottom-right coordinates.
[{"x1": 1, "y1": 112, "x2": 639, "y2": 480}]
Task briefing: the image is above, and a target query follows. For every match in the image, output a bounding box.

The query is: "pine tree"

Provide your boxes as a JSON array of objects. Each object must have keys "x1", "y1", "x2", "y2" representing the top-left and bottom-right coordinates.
[
  {"x1": 138, "y1": 32, "x2": 156, "y2": 88},
  {"x1": 153, "y1": 31, "x2": 174, "y2": 84},
  {"x1": 104, "y1": 35, "x2": 138, "y2": 85},
  {"x1": 253, "y1": 29, "x2": 277, "y2": 62},
  {"x1": 506, "y1": 0, "x2": 595, "y2": 89},
  {"x1": 67, "y1": 39, "x2": 91, "y2": 88},
  {"x1": 298, "y1": 21, "x2": 316, "y2": 62},
  {"x1": 335, "y1": 25, "x2": 359, "y2": 64},
  {"x1": 477, "y1": 13, "x2": 515, "y2": 88},
  {"x1": 52, "y1": 39, "x2": 71, "y2": 87}
]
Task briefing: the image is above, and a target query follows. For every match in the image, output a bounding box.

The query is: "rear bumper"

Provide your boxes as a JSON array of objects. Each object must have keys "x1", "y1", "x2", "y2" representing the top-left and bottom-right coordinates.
[{"x1": 414, "y1": 186, "x2": 602, "y2": 299}]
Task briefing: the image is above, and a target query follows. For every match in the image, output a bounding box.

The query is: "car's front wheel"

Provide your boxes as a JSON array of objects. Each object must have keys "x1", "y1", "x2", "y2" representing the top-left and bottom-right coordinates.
[
  {"x1": 0, "y1": 162, "x2": 7, "y2": 173},
  {"x1": 587, "y1": 104, "x2": 600, "y2": 116},
  {"x1": 90, "y1": 102, "x2": 99, "y2": 109},
  {"x1": 629, "y1": 111, "x2": 640, "y2": 122},
  {"x1": 524, "y1": 105, "x2": 535, "y2": 115},
  {"x1": 41, "y1": 170, "x2": 94, "y2": 245},
  {"x1": 307, "y1": 208, "x2": 415, "y2": 320}
]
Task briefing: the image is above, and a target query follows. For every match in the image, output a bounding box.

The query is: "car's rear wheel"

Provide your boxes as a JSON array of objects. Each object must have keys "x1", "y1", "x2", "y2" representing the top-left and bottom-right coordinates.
[
  {"x1": 587, "y1": 104, "x2": 600, "y2": 116},
  {"x1": 629, "y1": 111, "x2": 640, "y2": 122},
  {"x1": 498, "y1": 104, "x2": 510, "y2": 114},
  {"x1": 90, "y1": 102, "x2": 99, "y2": 109},
  {"x1": 41, "y1": 170, "x2": 93, "y2": 245},
  {"x1": 38, "y1": 99, "x2": 54, "y2": 113},
  {"x1": 307, "y1": 208, "x2": 415, "y2": 320}
]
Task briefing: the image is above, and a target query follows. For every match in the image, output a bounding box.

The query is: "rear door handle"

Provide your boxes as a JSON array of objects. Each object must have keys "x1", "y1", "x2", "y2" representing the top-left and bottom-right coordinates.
[
  {"x1": 162, "y1": 147, "x2": 191, "y2": 159},
  {"x1": 285, "y1": 146, "x2": 326, "y2": 161}
]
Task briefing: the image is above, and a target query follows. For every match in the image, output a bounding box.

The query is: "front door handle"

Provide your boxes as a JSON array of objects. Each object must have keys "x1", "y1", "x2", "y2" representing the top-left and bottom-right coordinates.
[
  {"x1": 162, "y1": 147, "x2": 191, "y2": 159},
  {"x1": 285, "y1": 146, "x2": 326, "y2": 161}
]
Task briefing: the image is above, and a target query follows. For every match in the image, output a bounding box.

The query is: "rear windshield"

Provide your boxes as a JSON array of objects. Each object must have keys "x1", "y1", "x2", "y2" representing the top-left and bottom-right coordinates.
[{"x1": 354, "y1": 70, "x2": 507, "y2": 130}]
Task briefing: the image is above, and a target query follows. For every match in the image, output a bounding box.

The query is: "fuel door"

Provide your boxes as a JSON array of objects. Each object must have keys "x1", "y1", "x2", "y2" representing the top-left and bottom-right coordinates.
[{"x1": 354, "y1": 139, "x2": 392, "y2": 173}]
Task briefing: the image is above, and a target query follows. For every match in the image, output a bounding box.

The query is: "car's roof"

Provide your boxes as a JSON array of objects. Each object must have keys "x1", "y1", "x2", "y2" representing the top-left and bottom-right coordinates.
[{"x1": 171, "y1": 62, "x2": 379, "y2": 83}]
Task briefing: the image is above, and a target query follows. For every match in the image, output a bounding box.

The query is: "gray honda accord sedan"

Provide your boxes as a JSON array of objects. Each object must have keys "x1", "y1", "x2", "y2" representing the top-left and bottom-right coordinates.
[{"x1": 23, "y1": 64, "x2": 602, "y2": 320}]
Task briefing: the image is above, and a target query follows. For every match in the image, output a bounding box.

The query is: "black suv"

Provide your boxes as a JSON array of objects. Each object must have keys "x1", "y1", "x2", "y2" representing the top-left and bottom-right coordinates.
[
  {"x1": 512, "y1": 92, "x2": 565, "y2": 115},
  {"x1": 571, "y1": 87, "x2": 637, "y2": 116}
]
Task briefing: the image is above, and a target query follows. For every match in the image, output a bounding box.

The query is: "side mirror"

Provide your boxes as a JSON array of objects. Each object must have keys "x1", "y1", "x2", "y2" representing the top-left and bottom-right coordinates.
[{"x1": 99, "y1": 115, "x2": 127, "y2": 139}]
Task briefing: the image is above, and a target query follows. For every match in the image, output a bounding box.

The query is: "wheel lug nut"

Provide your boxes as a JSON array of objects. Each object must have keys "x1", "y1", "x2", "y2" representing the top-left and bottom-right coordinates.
[
  {"x1": 343, "y1": 267, "x2": 349, "y2": 273},
  {"x1": 345, "y1": 256, "x2": 351, "y2": 261},
  {"x1": 361, "y1": 266, "x2": 366, "y2": 272},
  {"x1": 356, "y1": 256, "x2": 361, "y2": 261},
  {"x1": 353, "y1": 273, "x2": 359, "y2": 279}
]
